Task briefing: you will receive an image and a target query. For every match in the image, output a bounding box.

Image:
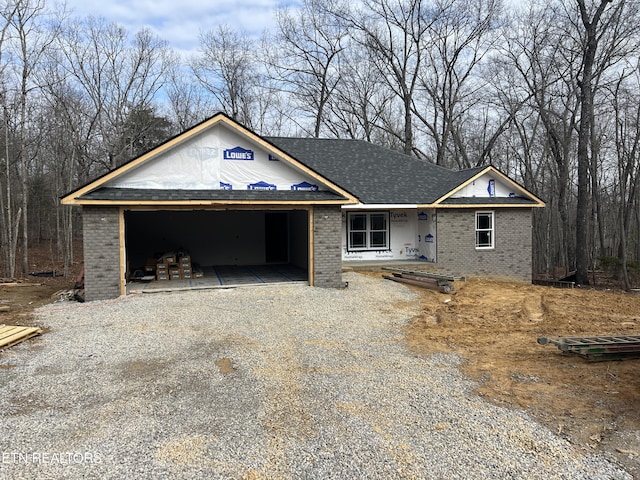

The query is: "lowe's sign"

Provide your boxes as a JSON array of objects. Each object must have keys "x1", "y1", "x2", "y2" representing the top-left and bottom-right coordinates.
[
  {"x1": 291, "y1": 181, "x2": 318, "y2": 191},
  {"x1": 248, "y1": 181, "x2": 277, "y2": 191},
  {"x1": 223, "y1": 146, "x2": 254, "y2": 160}
]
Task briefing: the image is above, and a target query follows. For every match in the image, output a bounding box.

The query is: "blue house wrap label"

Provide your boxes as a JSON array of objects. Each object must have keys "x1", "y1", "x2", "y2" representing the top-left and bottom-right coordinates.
[
  {"x1": 248, "y1": 181, "x2": 276, "y2": 190},
  {"x1": 487, "y1": 179, "x2": 496, "y2": 197},
  {"x1": 291, "y1": 181, "x2": 319, "y2": 191},
  {"x1": 223, "y1": 146, "x2": 254, "y2": 160}
]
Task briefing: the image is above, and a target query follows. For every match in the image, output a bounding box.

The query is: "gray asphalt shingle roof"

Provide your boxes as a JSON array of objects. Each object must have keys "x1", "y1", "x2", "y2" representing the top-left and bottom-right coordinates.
[
  {"x1": 81, "y1": 188, "x2": 347, "y2": 202},
  {"x1": 266, "y1": 137, "x2": 483, "y2": 204}
]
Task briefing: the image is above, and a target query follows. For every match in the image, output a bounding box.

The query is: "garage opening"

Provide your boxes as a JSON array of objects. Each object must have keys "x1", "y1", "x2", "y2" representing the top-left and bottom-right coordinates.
[{"x1": 124, "y1": 209, "x2": 309, "y2": 290}]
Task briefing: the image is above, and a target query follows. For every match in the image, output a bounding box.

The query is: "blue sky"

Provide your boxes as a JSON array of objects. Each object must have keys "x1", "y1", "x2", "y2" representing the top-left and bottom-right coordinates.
[{"x1": 63, "y1": 0, "x2": 300, "y2": 55}]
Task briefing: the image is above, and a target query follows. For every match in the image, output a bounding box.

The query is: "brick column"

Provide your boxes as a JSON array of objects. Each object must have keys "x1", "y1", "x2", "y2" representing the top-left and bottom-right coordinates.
[
  {"x1": 82, "y1": 206, "x2": 122, "y2": 301},
  {"x1": 313, "y1": 206, "x2": 343, "y2": 288}
]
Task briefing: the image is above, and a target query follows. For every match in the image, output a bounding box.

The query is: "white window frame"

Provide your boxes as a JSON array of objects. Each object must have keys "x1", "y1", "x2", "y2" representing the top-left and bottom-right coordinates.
[
  {"x1": 347, "y1": 211, "x2": 390, "y2": 251},
  {"x1": 475, "y1": 211, "x2": 494, "y2": 249}
]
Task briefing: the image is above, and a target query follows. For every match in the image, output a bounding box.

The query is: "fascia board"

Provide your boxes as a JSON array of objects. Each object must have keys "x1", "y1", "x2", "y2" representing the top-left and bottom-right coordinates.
[{"x1": 341, "y1": 203, "x2": 418, "y2": 210}]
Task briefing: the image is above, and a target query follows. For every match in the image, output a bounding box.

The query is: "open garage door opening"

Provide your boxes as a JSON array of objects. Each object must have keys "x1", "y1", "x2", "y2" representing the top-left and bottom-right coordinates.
[{"x1": 124, "y1": 209, "x2": 309, "y2": 290}]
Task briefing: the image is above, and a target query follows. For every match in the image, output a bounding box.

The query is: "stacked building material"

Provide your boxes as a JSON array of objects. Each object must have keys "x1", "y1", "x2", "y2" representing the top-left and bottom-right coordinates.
[
  {"x1": 537, "y1": 336, "x2": 640, "y2": 361},
  {"x1": 382, "y1": 269, "x2": 455, "y2": 293}
]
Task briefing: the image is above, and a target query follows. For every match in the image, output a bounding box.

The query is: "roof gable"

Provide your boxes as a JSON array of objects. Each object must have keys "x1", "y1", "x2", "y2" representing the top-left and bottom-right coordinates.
[
  {"x1": 434, "y1": 166, "x2": 544, "y2": 207},
  {"x1": 61, "y1": 113, "x2": 357, "y2": 206},
  {"x1": 105, "y1": 124, "x2": 330, "y2": 192}
]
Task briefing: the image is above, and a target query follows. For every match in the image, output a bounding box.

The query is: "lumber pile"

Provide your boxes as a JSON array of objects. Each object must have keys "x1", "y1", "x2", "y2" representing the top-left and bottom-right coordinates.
[{"x1": 383, "y1": 269, "x2": 455, "y2": 293}]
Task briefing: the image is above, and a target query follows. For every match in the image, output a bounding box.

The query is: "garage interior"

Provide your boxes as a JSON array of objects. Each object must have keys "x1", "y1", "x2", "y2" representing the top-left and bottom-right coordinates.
[{"x1": 124, "y1": 209, "x2": 309, "y2": 291}]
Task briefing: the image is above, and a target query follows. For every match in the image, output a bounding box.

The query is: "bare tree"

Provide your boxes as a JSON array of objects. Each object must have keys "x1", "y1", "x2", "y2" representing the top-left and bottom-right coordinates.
[
  {"x1": 610, "y1": 70, "x2": 640, "y2": 290},
  {"x1": 57, "y1": 17, "x2": 172, "y2": 170},
  {"x1": 337, "y1": 0, "x2": 433, "y2": 154},
  {"x1": 0, "y1": 0, "x2": 21, "y2": 278},
  {"x1": 165, "y1": 60, "x2": 214, "y2": 132},
  {"x1": 266, "y1": 0, "x2": 347, "y2": 137},
  {"x1": 499, "y1": 2, "x2": 581, "y2": 274},
  {"x1": 413, "y1": 0, "x2": 502, "y2": 167},
  {"x1": 191, "y1": 25, "x2": 260, "y2": 128},
  {"x1": 2, "y1": 0, "x2": 58, "y2": 275},
  {"x1": 325, "y1": 46, "x2": 395, "y2": 142},
  {"x1": 574, "y1": 0, "x2": 632, "y2": 285}
]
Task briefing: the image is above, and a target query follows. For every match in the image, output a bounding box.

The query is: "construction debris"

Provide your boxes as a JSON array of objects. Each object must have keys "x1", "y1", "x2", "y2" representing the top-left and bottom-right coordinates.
[
  {"x1": 0, "y1": 325, "x2": 43, "y2": 350},
  {"x1": 52, "y1": 289, "x2": 85, "y2": 303},
  {"x1": 383, "y1": 269, "x2": 455, "y2": 293},
  {"x1": 381, "y1": 267, "x2": 465, "y2": 282},
  {"x1": 532, "y1": 279, "x2": 575, "y2": 288},
  {"x1": 537, "y1": 335, "x2": 640, "y2": 361}
]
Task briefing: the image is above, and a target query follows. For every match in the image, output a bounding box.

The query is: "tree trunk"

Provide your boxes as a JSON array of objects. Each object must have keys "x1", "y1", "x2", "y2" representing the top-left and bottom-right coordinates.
[
  {"x1": 575, "y1": 0, "x2": 611, "y2": 285},
  {"x1": 4, "y1": 121, "x2": 16, "y2": 278}
]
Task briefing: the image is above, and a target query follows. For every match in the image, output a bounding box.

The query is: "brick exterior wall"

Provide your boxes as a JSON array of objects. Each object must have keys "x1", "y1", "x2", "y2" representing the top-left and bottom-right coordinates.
[
  {"x1": 436, "y1": 208, "x2": 533, "y2": 282},
  {"x1": 313, "y1": 206, "x2": 343, "y2": 288},
  {"x1": 82, "y1": 206, "x2": 122, "y2": 301}
]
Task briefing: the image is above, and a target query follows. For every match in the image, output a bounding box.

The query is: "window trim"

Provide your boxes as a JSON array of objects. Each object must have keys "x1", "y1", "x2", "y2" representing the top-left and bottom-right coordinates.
[
  {"x1": 475, "y1": 211, "x2": 494, "y2": 250},
  {"x1": 347, "y1": 211, "x2": 390, "y2": 252}
]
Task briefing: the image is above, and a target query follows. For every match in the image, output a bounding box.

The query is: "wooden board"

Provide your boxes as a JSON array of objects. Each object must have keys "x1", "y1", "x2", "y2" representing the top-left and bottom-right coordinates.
[
  {"x1": 383, "y1": 274, "x2": 454, "y2": 293},
  {"x1": 381, "y1": 267, "x2": 464, "y2": 282},
  {"x1": 0, "y1": 325, "x2": 43, "y2": 349}
]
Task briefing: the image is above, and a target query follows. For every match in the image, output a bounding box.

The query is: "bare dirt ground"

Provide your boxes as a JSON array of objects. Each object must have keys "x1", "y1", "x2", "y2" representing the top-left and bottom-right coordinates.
[
  {"x1": 400, "y1": 275, "x2": 640, "y2": 477},
  {"x1": 2, "y1": 245, "x2": 640, "y2": 476},
  {"x1": 0, "y1": 242, "x2": 83, "y2": 328}
]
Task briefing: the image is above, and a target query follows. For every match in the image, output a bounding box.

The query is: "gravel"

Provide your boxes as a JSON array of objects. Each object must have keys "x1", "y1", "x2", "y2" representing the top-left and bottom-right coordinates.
[{"x1": 0, "y1": 272, "x2": 631, "y2": 479}]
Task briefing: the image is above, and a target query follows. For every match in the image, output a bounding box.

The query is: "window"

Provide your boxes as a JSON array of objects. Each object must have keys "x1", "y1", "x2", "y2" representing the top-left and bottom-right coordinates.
[
  {"x1": 348, "y1": 212, "x2": 389, "y2": 251},
  {"x1": 475, "y1": 211, "x2": 494, "y2": 249}
]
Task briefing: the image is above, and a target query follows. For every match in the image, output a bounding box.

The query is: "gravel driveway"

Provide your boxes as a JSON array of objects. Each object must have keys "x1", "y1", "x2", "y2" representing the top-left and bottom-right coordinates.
[{"x1": 0, "y1": 273, "x2": 630, "y2": 479}]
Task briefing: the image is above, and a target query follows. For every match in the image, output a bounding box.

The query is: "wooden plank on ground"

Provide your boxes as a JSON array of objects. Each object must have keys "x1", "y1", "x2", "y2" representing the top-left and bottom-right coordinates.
[
  {"x1": 533, "y1": 279, "x2": 575, "y2": 288},
  {"x1": 383, "y1": 274, "x2": 454, "y2": 293},
  {"x1": 381, "y1": 267, "x2": 464, "y2": 282},
  {"x1": 0, "y1": 325, "x2": 43, "y2": 349}
]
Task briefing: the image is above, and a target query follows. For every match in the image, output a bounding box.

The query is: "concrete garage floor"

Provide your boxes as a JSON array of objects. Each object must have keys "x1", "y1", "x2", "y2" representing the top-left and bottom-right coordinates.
[{"x1": 127, "y1": 264, "x2": 308, "y2": 294}]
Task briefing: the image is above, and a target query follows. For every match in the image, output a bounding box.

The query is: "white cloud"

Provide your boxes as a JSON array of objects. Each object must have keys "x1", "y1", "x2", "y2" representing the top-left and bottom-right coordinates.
[{"x1": 63, "y1": 0, "x2": 299, "y2": 55}]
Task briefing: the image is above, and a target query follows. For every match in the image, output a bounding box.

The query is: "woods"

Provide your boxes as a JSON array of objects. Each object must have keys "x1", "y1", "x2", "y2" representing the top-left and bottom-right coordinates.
[{"x1": 0, "y1": 0, "x2": 638, "y2": 287}]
